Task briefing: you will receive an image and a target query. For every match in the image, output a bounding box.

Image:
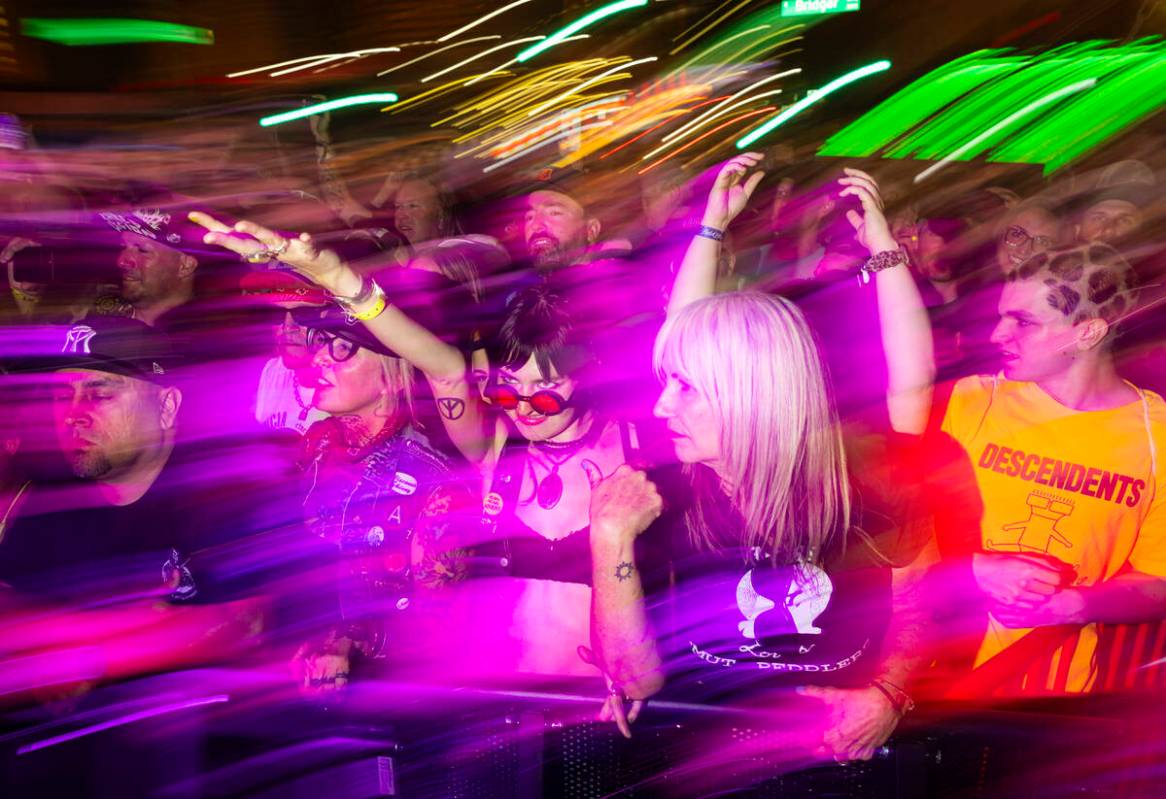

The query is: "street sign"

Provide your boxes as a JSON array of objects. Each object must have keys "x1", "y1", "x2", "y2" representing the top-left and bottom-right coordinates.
[{"x1": 780, "y1": 0, "x2": 860, "y2": 18}]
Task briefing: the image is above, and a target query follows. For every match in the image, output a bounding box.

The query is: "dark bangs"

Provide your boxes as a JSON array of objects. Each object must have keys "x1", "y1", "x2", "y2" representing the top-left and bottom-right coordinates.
[{"x1": 485, "y1": 284, "x2": 590, "y2": 380}]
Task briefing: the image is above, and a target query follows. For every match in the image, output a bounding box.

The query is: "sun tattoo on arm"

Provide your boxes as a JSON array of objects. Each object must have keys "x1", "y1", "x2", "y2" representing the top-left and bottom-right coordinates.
[{"x1": 614, "y1": 561, "x2": 634, "y2": 582}]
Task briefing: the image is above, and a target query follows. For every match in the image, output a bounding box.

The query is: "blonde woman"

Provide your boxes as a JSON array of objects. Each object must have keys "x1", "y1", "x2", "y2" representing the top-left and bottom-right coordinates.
[{"x1": 586, "y1": 155, "x2": 938, "y2": 764}]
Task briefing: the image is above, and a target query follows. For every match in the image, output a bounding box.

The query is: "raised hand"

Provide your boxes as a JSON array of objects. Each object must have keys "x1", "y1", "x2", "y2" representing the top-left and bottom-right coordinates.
[
  {"x1": 583, "y1": 462, "x2": 664, "y2": 546},
  {"x1": 838, "y1": 167, "x2": 896, "y2": 255},
  {"x1": 702, "y1": 152, "x2": 766, "y2": 231},
  {"x1": 189, "y1": 211, "x2": 354, "y2": 295}
]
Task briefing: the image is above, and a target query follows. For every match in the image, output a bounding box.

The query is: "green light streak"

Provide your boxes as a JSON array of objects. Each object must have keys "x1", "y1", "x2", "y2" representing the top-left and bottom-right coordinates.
[
  {"x1": 736, "y1": 60, "x2": 890, "y2": 149},
  {"x1": 914, "y1": 79, "x2": 1096, "y2": 183},
  {"x1": 259, "y1": 94, "x2": 399, "y2": 127},
  {"x1": 516, "y1": 0, "x2": 647, "y2": 63},
  {"x1": 21, "y1": 18, "x2": 213, "y2": 46},
  {"x1": 818, "y1": 39, "x2": 1166, "y2": 175}
]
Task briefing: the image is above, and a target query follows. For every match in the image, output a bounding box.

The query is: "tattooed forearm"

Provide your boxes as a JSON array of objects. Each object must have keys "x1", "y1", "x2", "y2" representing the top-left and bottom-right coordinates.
[{"x1": 614, "y1": 561, "x2": 634, "y2": 582}]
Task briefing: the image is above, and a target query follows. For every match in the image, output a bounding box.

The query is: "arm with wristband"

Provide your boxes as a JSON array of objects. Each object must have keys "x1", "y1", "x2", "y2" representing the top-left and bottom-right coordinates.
[{"x1": 191, "y1": 213, "x2": 493, "y2": 464}]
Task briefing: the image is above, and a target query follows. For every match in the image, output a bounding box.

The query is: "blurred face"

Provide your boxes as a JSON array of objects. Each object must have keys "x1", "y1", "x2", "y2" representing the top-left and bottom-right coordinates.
[
  {"x1": 996, "y1": 208, "x2": 1059, "y2": 274},
  {"x1": 523, "y1": 190, "x2": 594, "y2": 268},
  {"x1": 275, "y1": 312, "x2": 311, "y2": 370},
  {"x1": 1078, "y1": 199, "x2": 1141, "y2": 245},
  {"x1": 394, "y1": 180, "x2": 443, "y2": 244},
  {"x1": 653, "y1": 366, "x2": 721, "y2": 468},
  {"x1": 117, "y1": 232, "x2": 187, "y2": 305},
  {"x1": 990, "y1": 279, "x2": 1080, "y2": 382},
  {"x1": 495, "y1": 355, "x2": 579, "y2": 442},
  {"x1": 50, "y1": 369, "x2": 168, "y2": 479},
  {"x1": 309, "y1": 335, "x2": 388, "y2": 416},
  {"x1": 641, "y1": 174, "x2": 688, "y2": 230}
]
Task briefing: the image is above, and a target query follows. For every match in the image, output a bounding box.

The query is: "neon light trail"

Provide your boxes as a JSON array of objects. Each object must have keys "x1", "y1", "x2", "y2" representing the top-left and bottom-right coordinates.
[
  {"x1": 913, "y1": 78, "x2": 1097, "y2": 183},
  {"x1": 258, "y1": 94, "x2": 400, "y2": 127},
  {"x1": 21, "y1": 18, "x2": 213, "y2": 46},
  {"x1": 819, "y1": 39, "x2": 1166, "y2": 174},
  {"x1": 438, "y1": 0, "x2": 535, "y2": 42},
  {"x1": 516, "y1": 0, "x2": 649, "y2": 63},
  {"x1": 736, "y1": 59, "x2": 891, "y2": 148}
]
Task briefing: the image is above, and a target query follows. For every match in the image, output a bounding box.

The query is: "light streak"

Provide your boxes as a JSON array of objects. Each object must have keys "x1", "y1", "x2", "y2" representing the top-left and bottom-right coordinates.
[
  {"x1": 17, "y1": 696, "x2": 230, "y2": 754},
  {"x1": 228, "y1": 48, "x2": 401, "y2": 78},
  {"x1": 517, "y1": 0, "x2": 648, "y2": 62},
  {"x1": 21, "y1": 18, "x2": 213, "y2": 46},
  {"x1": 641, "y1": 107, "x2": 775, "y2": 174},
  {"x1": 669, "y1": 0, "x2": 753, "y2": 56},
  {"x1": 737, "y1": 59, "x2": 891, "y2": 148},
  {"x1": 465, "y1": 36, "x2": 590, "y2": 86},
  {"x1": 389, "y1": 73, "x2": 508, "y2": 113},
  {"x1": 259, "y1": 94, "x2": 399, "y2": 127},
  {"x1": 483, "y1": 121, "x2": 614, "y2": 173},
  {"x1": 674, "y1": 24, "x2": 769, "y2": 71},
  {"x1": 422, "y1": 36, "x2": 545, "y2": 83},
  {"x1": 525, "y1": 57, "x2": 656, "y2": 117},
  {"x1": 663, "y1": 69, "x2": 800, "y2": 144},
  {"x1": 913, "y1": 78, "x2": 1097, "y2": 183},
  {"x1": 377, "y1": 36, "x2": 501, "y2": 77},
  {"x1": 438, "y1": 0, "x2": 535, "y2": 42}
]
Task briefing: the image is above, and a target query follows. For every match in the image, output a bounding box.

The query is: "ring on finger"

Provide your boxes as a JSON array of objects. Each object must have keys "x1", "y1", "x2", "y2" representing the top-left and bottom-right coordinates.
[
  {"x1": 270, "y1": 239, "x2": 289, "y2": 258},
  {"x1": 244, "y1": 248, "x2": 272, "y2": 264}
]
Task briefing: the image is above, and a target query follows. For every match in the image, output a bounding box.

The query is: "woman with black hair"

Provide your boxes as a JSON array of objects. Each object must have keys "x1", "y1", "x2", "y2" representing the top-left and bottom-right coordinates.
[{"x1": 195, "y1": 213, "x2": 640, "y2": 681}]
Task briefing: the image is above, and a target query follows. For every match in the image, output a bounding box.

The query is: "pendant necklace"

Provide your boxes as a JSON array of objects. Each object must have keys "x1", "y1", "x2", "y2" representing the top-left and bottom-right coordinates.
[{"x1": 530, "y1": 420, "x2": 602, "y2": 510}]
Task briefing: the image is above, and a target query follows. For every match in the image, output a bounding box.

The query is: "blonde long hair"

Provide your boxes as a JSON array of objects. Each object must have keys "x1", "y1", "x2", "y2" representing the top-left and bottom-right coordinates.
[
  {"x1": 372, "y1": 351, "x2": 416, "y2": 425},
  {"x1": 653, "y1": 292, "x2": 850, "y2": 565}
]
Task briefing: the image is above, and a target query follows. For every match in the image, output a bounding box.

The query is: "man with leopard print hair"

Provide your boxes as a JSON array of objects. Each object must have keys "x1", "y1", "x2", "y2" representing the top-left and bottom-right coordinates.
[{"x1": 936, "y1": 242, "x2": 1166, "y2": 696}]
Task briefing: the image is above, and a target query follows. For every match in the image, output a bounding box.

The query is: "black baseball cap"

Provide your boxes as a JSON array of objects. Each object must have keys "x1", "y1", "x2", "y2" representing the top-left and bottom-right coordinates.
[
  {"x1": 95, "y1": 197, "x2": 224, "y2": 260},
  {"x1": 2, "y1": 317, "x2": 180, "y2": 384}
]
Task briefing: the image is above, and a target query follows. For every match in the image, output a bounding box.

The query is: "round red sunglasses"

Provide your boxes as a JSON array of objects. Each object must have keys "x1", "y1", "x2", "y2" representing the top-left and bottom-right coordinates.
[{"x1": 483, "y1": 384, "x2": 569, "y2": 416}]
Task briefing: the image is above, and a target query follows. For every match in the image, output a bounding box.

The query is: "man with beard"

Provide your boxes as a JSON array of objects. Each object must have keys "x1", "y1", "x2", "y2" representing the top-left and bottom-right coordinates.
[
  {"x1": 522, "y1": 173, "x2": 603, "y2": 271},
  {"x1": 0, "y1": 316, "x2": 298, "y2": 637},
  {"x1": 0, "y1": 317, "x2": 308, "y2": 796},
  {"x1": 98, "y1": 201, "x2": 276, "y2": 438}
]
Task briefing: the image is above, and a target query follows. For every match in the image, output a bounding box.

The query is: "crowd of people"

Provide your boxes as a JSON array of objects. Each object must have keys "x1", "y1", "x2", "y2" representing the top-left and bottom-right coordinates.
[{"x1": 0, "y1": 108, "x2": 1165, "y2": 797}]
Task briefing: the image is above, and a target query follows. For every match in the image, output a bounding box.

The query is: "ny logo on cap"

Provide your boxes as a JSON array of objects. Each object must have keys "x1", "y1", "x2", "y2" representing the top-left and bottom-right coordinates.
[{"x1": 62, "y1": 325, "x2": 97, "y2": 355}]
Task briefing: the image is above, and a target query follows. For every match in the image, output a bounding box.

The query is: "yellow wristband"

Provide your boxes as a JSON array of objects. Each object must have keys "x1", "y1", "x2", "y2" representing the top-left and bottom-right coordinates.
[{"x1": 351, "y1": 293, "x2": 386, "y2": 321}]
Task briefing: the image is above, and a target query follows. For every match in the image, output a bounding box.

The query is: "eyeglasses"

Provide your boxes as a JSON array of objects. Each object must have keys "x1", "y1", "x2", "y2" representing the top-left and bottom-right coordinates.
[
  {"x1": 1004, "y1": 225, "x2": 1055, "y2": 252},
  {"x1": 306, "y1": 329, "x2": 360, "y2": 362},
  {"x1": 483, "y1": 384, "x2": 569, "y2": 416}
]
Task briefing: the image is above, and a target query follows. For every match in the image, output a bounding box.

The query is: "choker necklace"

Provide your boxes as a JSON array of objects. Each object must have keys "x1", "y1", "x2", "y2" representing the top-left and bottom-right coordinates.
[{"x1": 529, "y1": 420, "x2": 602, "y2": 510}]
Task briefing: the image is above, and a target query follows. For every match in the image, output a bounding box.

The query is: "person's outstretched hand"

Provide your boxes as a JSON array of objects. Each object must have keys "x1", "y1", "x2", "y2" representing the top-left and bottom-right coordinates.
[
  {"x1": 189, "y1": 211, "x2": 354, "y2": 295},
  {"x1": 702, "y1": 152, "x2": 766, "y2": 231},
  {"x1": 838, "y1": 167, "x2": 897, "y2": 255}
]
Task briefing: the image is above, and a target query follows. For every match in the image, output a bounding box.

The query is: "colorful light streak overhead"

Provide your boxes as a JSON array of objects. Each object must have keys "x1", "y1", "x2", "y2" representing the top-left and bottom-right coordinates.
[
  {"x1": 259, "y1": 94, "x2": 399, "y2": 127},
  {"x1": 736, "y1": 59, "x2": 891, "y2": 148},
  {"x1": 378, "y1": 36, "x2": 501, "y2": 77},
  {"x1": 228, "y1": 48, "x2": 403, "y2": 79},
  {"x1": 437, "y1": 0, "x2": 535, "y2": 42},
  {"x1": 421, "y1": 36, "x2": 546, "y2": 83},
  {"x1": 22, "y1": 18, "x2": 213, "y2": 46},
  {"x1": 819, "y1": 40, "x2": 1166, "y2": 174},
  {"x1": 913, "y1": 78, "x2": 1096, "y2": 183},
  {"x1": 516, "y1": 0, "x2": 648, "y2": 63}
]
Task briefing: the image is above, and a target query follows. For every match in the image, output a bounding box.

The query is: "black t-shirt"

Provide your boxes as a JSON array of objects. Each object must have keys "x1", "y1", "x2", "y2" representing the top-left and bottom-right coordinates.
[
  {"x1": 646, "y1": 433, "x2": 930, "y2": 705},
  {"x1": 0, "y1": 433, "x2": 305, "y2": 608}
]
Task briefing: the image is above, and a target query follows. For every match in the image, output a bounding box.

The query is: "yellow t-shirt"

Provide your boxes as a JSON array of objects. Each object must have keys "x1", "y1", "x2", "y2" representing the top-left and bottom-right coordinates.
[{"x1": 941, "y1": 375, "x2": 1166, "y2": 693}]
